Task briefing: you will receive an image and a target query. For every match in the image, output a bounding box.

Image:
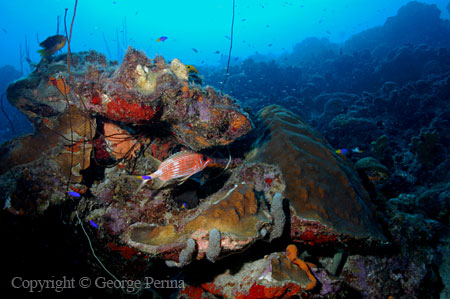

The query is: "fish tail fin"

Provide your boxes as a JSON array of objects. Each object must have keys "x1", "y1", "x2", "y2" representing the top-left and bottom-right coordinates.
[
  {"x1": 37, "y1": 49, "x2": 49, "y2": 57},
  {"x1": 122, "y1": 174, "x2": 153, "y2": 192},
  {"x1": 136, "y1": 180, "x2": 149, "y2": 193},
  {"x1": 135, "y1": 175, "x2": 153, "y2": 193}
]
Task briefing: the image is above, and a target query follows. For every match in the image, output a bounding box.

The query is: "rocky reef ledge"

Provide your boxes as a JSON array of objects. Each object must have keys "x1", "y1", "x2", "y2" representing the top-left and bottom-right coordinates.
[{"x1": 1, "y1": 48, "x2": 386, "y2": 297}]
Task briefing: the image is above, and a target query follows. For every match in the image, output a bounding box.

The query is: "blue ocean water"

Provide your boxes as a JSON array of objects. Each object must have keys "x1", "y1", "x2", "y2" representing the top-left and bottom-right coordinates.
[
  {"x1": 0, "y1": 0, "x2": 449, "y2": 141},
  {"x1": 0, "y1": 0, "x2": 448, "y2": 143},
  {"x1": 1, "y1": 0, "x2": 450, "y2": 298},
  {"x1": 0, "y1": 0, "x2": 448, "y2": 68}
]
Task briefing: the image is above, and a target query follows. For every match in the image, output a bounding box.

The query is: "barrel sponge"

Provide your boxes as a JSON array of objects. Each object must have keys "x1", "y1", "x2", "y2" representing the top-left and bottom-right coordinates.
[
  {"x1": 206, "y1": 228, "x2": 221, "y2": 263},
  {"x1": 178, "y1": 238, "x2": 196, "y2": 267},
  {"x1": 270, "y1": 192, "x2": 286, "y2": 241}
]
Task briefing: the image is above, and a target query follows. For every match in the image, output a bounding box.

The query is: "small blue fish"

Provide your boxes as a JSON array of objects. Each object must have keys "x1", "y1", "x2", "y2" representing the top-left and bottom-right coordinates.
[
  {"x1": 181, "y1": 203, "x2": 187, "y2": 209},
  {"x1": 89, "y1": 219, "x2": 98, "y2": 228},
  {"x1": 68, "y1": 191, "x2": 81, "y2": 197},
  {"x1": 335, "y1": 148, "x2": 349, "y2": 155}
]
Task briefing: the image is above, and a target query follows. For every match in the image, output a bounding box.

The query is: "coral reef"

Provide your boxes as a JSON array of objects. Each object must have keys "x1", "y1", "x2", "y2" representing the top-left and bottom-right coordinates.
[
  {"x1": 355, "y1": 157, "x2": 390, "y2": 184},
  {"x1": 345, "y1": 2, "x2": 450, "y2": 54},
  {"x1": 202, "y1": 5, "x2": 450, "y2": 291},
  {"x1": 124, "y1": 178, "x2": 283, "y2": 263},
  {"x1": 5, "y1": 2, "x2": 450, "y2": 296},
  {"x1": 371, "y1": 134, "x2": 394, "y2": 168},
  {"x1": 1, "y1": 46, "x2": 387, "y2": 297},
  {"x1": 180, "y1": 245, "x2": 320, "y2": 298},
  {"x1": 2, "y1": 47, "x2": 252, "y2": 208},
  {"x1": 410, "y1": 129, "x2": 445, "y2": 168},
  {"x1": 248, "y1": 105, "x2": 385, "y2": 246}
]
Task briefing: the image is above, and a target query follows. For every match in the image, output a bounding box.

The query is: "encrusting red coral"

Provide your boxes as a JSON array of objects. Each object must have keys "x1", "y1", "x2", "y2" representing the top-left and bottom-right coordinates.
[
  {"x1": 178, "y1": 284, "x2": 207, "y2": 299},
  {"x1": 107, "y1": 242, "x2": 139, "y2": 259},
  {"x1": 106, "y1": 97, "x2": 158, "y2": 124},
  {"x1": 91, "y1": 94, "x2": 102, "y2": 105}
]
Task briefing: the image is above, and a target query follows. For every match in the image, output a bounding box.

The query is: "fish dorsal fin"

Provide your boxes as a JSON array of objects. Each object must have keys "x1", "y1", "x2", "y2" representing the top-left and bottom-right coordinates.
[
  {"x1": 164, "y1": 151, "x2": 195, "y2": 162},
  {"x1": 148, "y1": 151, "x2": 194, "y2": 169}
]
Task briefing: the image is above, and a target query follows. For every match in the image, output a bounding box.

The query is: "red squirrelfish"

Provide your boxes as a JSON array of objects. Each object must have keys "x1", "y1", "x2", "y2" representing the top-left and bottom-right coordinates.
[{"x1": 135, "y1": 151, "x2": 211, "y2": 191}]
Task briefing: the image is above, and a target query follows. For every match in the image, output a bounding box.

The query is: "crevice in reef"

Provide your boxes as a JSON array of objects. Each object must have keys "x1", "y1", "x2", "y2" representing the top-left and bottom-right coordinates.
[
  {"x1": 171, "y1": 167, "x2": 231, "y2": 209},
  {"x1": 79, "y1": 159, "x2": 105, "y2": 189}
]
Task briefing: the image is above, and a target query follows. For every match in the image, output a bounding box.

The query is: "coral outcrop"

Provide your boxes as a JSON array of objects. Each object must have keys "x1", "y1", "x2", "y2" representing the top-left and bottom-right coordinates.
[
  {"x1": 355, "y1": 157, "x2": 390, "y2": 183},
  {"x1": 2, "y1": 47, "x2": 386, "y2": 298},
  {"x1": 247, "y1": 105, "x2": 385, "y2": 246},
  {"x1": 180, "y1": 245, "x2": 319, "y2": 298},
  {"x1": 123, "y1": 166, "x2": 286, "y2": 264},
  {"x1": 2, "y1": 48, "x2": 252, "y2": 209}
]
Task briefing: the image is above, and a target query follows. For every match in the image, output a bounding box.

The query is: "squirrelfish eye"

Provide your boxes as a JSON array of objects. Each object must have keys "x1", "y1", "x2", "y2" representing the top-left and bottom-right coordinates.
[{"x1": 202, "y1": 155, "x2": 208, "y2": 162}]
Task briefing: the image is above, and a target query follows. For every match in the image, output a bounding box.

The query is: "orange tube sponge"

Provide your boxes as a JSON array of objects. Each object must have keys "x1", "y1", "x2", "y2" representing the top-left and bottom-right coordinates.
[{"x1": 286, "y1": 244, "x2": 317, "y2": 291}]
